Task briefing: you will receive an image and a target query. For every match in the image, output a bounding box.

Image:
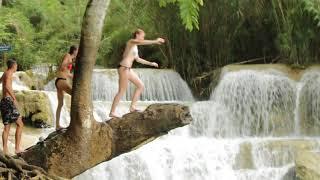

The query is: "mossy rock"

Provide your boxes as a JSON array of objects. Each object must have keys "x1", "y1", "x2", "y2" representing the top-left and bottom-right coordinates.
[
  {"x1": 0, "y1": 90, "x2": 53, "y2": 128},
  {"x1": 17, "y1": 90, "x2": 53, "y2": 127},
  {"x1": 16, "y1": 71, "x2": 45, "y2": 90},
  {"x1": 15, "y1": 71, "x2": 34, "y2": 89},
  {"x1": 295, "y1": 151, "x2": 320, "y2": 180}
]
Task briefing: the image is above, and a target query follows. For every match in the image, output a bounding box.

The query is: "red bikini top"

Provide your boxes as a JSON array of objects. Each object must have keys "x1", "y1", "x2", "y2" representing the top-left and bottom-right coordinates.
[{"x1": 68, "y1": 64, "x2": 73, "y2": 71}]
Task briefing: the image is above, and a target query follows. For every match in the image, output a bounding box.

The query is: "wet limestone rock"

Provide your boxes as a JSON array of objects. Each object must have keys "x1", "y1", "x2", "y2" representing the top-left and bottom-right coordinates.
[
  {"x1": 15, "y1": 71, "x2": 34, "y2": 89},
  {"x1": 256, "y1": 139, "x2": 319, "y2": 167},
  {"x1": 233, "y1": 139, "x2": 320, "y2": 170},
  {"x1": 15, "y1": 90, "x2": 53, "y2": 128},
  {"x1": 295, "y1": 151, "x2": 320, "y2": 180},
  {"x1": 21, "y1": 70, "x2": 46, "y2": 90},
  {"x1": 234, "y1": 142, "x2": 254, "y2": 169}
]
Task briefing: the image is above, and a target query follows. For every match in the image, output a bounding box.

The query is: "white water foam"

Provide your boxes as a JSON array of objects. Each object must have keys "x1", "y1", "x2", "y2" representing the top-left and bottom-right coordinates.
[{"x1": 21, "y1": 68, "x2": 320, "y2": 180}]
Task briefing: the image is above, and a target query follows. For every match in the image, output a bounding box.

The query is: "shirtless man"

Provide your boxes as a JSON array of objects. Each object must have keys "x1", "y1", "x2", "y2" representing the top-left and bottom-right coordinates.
[
  {"x1": 55, "y1": 45, "x2": 78, "y2": 130},
  {"x1": 0, "y1": 59, "x2": 24, "y2": 154}
]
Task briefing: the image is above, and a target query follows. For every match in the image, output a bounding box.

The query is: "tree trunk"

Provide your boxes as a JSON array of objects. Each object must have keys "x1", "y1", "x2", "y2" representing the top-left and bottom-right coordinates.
[
  {"x1": 69, "y1": 0, "x2": 110, "y2": 133},
  {"x1": 19, "y1": 104, "x2": 192, "y2": 178}
]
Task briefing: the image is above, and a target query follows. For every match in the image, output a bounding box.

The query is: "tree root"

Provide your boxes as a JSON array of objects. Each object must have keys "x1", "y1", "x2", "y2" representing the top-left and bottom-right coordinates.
[{"x1": 0, "y1": 152, "x2": 65, "y2": 180}]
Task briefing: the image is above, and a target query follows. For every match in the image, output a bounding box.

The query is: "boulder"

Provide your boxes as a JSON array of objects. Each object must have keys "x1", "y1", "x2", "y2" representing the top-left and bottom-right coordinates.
[
  {"x1": 7, "y1": 90, "x2": 53, "y2": 128},
  {"x1": 295, "y1": 151, "x2": 320, "y2": 180}
]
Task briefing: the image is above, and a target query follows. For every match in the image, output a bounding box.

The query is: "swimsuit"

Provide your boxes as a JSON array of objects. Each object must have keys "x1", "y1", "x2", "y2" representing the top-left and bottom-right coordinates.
[
  {"x1": 68, "y1": 64, "x2": 73, "y2": 71},
  {"x1": 117, "y1": 46, "x2": 139, "y2": 70},
  {"x1": 0, "y1": 97, "x2": 20, "y2": 125},
  {"x1": 117, "y1": 64, "x2": 131, "y2": 70},
  {"x1": 132, "y1": 45, "x2": 139, "y2": 58},
  {"x1": 55, "y1": 78, "x2": 67, "y2": 88}
]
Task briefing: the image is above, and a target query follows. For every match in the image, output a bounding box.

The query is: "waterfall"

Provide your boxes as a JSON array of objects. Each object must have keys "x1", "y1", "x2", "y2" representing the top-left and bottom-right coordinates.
[
  {"x1": 44, "y1": 69, "x2": 194, "y2": 101},
  {"x1": 75, "y1": 135, "x2": 307, "y2": 180},
  {"x1": 44, "y1": 91, "x2": 71, "y2": 128},
  {"x1": 294, "y1": 82, "x2": 303, "y2": 135},
  {"x1": 31, "y1": 64, "x2": 56, "y2": 76},
  {"x1": 0, "y1": 72, "x2": 29, "y2": 90},
  {"x1": 191, "y1": 70, "x2": 297, "y2": 137},
  {"x1": 44, "y1": 91, "x2": 155, "y2": 126},
  {"x1": 40, "y1": 68, "x2": 320, "y2": 180},
  {"x1": 297, "y1": 71, "x2": 320, "y2": 135}
]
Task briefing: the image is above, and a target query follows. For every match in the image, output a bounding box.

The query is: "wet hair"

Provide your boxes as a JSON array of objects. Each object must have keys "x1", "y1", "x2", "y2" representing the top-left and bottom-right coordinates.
[
  {"x1": 132, "y1": 29, "x2": 144, "y2": 39},
  {"x1": 7, "y1": 59, "x2": 17, "y2": 69},
  {"x1": 69, "y1": 45, "x2": 78, "y2": 55}
]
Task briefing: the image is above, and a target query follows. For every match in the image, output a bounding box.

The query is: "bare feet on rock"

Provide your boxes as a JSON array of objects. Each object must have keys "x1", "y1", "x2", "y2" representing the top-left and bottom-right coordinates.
[
  {"x1": 109, "y1": 113, "x2": 121, "y2": 118},
  {"x1": 3, "y1": 147, "x2": 8, "y2": 155},
  {"x1": 129, "y1": 108, "x2": 142, "y2": 113},
  {"x1": 15, "y1": 149, "x2": 24, "y2": 155}
]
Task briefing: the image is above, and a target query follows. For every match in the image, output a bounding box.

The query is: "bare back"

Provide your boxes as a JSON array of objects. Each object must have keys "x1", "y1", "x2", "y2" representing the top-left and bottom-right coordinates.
[{"x1": 1, "y1": 71, "x2": 14, "y2": 98}]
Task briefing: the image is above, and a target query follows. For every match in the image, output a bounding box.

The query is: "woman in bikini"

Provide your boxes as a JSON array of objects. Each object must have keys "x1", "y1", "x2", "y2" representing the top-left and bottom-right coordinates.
[
  {"x1": 109, "y1": 29, "x2": 165, "y2": 118},
  {"x1": 55, "y1": 45, "x2": 78, "y2": 130}
]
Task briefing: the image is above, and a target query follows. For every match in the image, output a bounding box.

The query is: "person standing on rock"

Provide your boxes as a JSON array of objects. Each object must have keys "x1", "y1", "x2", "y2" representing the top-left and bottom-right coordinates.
[
  {"x1": 0, "y1": 59, "x2": 24, "y2": 154},
  {"x1": 109, "y1": 29, "x2": 165, "y2": 118},
  {"x1": 55, "y1": 45, "x2": 78, "y2": 130}
]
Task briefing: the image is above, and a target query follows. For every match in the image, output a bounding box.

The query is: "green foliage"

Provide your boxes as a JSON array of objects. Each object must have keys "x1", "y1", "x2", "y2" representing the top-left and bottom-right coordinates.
[
  {"x1": 0, "y1": 0, "x2": 200, "y2": 69},
  {"x1": 303, "y1": 0, "x2": 320, "y2": 26},
  {"x1": 267, "y1": 0, "x2": 320, "y2": 65},
  {"x1": 0, "y1": 0, "x2": 86, "y2": 70},
  {"x1": 0, "y1": 7, "x2": 35, "y2": 69},
  {"x1": 150, "y1": 0, "x2": 320, "y2": 98},
  {"x1": 158, "y1": 0, "x2": 203, "y2": 31},
  {"x1": 2, "y1": 0, "x2": 320, "y2": 98}
]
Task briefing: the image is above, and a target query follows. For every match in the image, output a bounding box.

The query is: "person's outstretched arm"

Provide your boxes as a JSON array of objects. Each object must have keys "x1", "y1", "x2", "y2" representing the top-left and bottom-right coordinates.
[
  {"x1": 135, "y1": 57, "x2": 158, "y2": 67},
  {"x1": 130, "y1": 38, "x2": 165, "y2": 46}
]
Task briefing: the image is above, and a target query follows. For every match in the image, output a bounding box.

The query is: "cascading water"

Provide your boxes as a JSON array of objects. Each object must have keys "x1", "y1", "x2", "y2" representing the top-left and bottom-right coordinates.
[
  {"x1": 297, "y1": 70, "x2": 320, "y2": 135},
  {"x1": 192, "y1": 70, "x2": 297, "y2": 137},
  {"x1": 15, "y1": 67, "x2": 319, "y2": 179},
  {"x1": 44, "y1": 91, "x2": 154, "y2": 127},
  {"x1": 0, "y1": 72, "x2": 29, "y2": 90},
  {"x1": 44, "y1": 69, "x2": 194, "y2": 101},
  {"x1": 31, "y1": 64, "x2": 56, "y2": 76},
  {"x1": 44, "y1": 91, "x2": 71, "y2": 128},
  {"x1": 71, "y1": 68, "x2": 320, "y2": 180}
]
